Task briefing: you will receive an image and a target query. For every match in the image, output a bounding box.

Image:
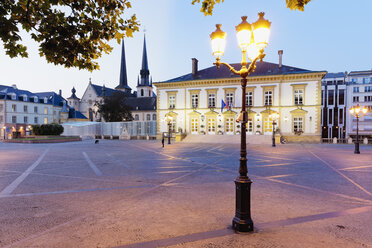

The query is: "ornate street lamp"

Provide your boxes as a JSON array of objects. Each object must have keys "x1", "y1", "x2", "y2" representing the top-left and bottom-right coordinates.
[
  {"x1": 165, "y1": 115, "x2": 173, "y2": 144},
  {"x1": 349, "y1": 104, "x2": 368, "y2": 154},
  {"x1": 210, "y1": 12, "x2": 271, "y2": 232},
  {"x1": 269, "y1": 113, "x2": 279, "y2": 147}
]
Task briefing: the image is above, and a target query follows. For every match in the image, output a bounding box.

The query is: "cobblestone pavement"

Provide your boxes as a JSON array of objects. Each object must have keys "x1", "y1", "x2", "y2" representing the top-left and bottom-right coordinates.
[{"x1": 0, "y1": 140, "x2": 372, "y2": 248}]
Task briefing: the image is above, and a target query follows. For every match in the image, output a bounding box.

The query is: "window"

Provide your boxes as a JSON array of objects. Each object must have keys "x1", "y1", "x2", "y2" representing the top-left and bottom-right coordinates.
[
  {"x1": 0, "y1": 104, "x2": 3, "y2": 111},
  {"x1": 208, "y1": 94, "x2": 216, "y2": 108},
  {"x1": 24, "y1": 105, "x2": 28, "y2": 113},
  {"x1": 88, "y1": 100, "x2": 93, "y2": 105},
  {"x1": 153, "y1": 114, "x2": 156, "y2": 121},
  {"x1": 141, "y1": 89, "x2": 144, "y2": 96},
  {"x1": 365, "y1": 96, "x2": 372, "y2": 102},
  {"x1": 226, "y1": 93, "x2": 234, "y2": 108},
  {"x1": 34, "y1": 106, "x2": 38, "y2": 113},
  {"x1": 293, "y1": 117, "x2": 303, "y2": 132},
  {"x1": 146, "y1": 114, "x2": 151, "y2": 121},
  {"x1": 34, "y1": 117, "x2": 38, "y2": 124},
  {"x1": 245, "y1": 92, "x2": 253, "y2": 106},
  {"x1": 264, "y1": 91, "x2": 272, "y2": 106},
  {"x1": 363, "y1": 78, "x2": 371, "y2": 84},
  {"x1": 338, "y1": 89, "x2": 345, "y2": 105},
  {"x1": 12, "y1": 116, "x2": 16, "y2": 123},
  {"x1": 328, "y1": 90, "x2": 334, "y2": 105},
  {"x1": 353, "y1": 87, "x2": 359, "y2": 93},
  {"x1": 34, "y1": 97, "x2": 38, "y2": 102},
  {"x1": 12, "y1": 104, "x2": 16, "y2": 112},
  {"x1": 294, "y1": 89, "x2": 304, "y2": 105},
  {"x1": 321, "y1": 90, "x2": 324, "y2": 106},
  {"x1": 44, "y1": 107, "x2": 48, "y2": 114},
  {"x1": 149, "y1": 91, "x2": 151, "y2": 97},
  {"x1": 11, "y1": 94, "x2": 16, "y2": 100},
  {"x1": 23, "y1": 95, "x2": 27, "y2": 101},
  {"x1": 44, "y1": 117, "x2": 48, "y2": 124},
  {"x1": 191, "y1": 94, "x2": 198, "y2": 108},
  {"x1": 328, "y1": 109, "x2": 333, "y2": 125},
  {"x1": 135, "y1": 114, "x2": 139, "y2": 121},
  {"x1": 339, "y1": 109, "x2": 344, "y2": 125},
  {"x1": 365, "y1": 86, "x2": 372, "y2": 92},
  {"x1": 0, "y1": 116, "x2": 3, "y2": 123},
  {"x1": 169, "y1": 95, "x2": 175, "y2": 109},
  {"x1": 353, "y1": 96, "x2": 359, "y2": 103},
  {"x1": 24, "y1": 116, "x2": 28, "y2": 123}
]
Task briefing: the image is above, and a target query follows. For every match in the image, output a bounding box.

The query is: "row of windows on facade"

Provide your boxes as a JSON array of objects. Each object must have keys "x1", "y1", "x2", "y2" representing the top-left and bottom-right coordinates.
[
  {"x1": 169, "y1": 89, "x2": 304, "y2": 109},
  {"x1": 168, "y1": 116, "x2": 304, "y2": 133},
  {"x1": 322, "y1": 108, "x2": 346, "y2": 127},
  {"x1": 353, "y1": 96, "x2": 372, "y2": 103},
  {"x1": 0, "y1": 104, "x2": 50, "y2": 114},
  {"x1": 134, "y1": 113, "x2": 156, "y2": 121},
  {"x1": 0, "y1": 115, "x2": 48, "y2": 124},
  {"x1": 353, "y1": 86, "x2": 372, "y2": 93},
  {"x1": 350, "y1": 78, "x2": 372, "y2": 84},
  {"x1": 321, "y1": 89, "x2": 345, "y2": 106},
  {"x1": 5, "y1": 94, "x2": 49, "y2": 103}
]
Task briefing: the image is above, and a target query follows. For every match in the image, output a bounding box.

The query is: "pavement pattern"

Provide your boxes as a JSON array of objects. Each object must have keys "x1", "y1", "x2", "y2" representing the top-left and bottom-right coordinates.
[{"x1": 0, "y1": 140, "x2": 372, "y2": 247}]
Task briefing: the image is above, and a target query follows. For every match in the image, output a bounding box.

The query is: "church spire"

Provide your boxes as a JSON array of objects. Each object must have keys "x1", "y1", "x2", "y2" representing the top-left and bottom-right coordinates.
[
  {"x1": 116, "y1": 39, "x2": 131, "y2": 93},
  {"x1": 140, "y1": 34, "x2": 150, "y2": 86}
]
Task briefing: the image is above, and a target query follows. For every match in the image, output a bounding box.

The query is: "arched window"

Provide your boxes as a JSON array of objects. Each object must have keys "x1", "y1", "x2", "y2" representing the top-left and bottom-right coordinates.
[
  {"x1": 146, "y1": 114, "x2": 151, "y2": 121},
  {"x1": 135, "y1": 114, "x2": 139, "y2": 121},
  {"x1": 152, "y1": 114, "x2": 156, "y2": 121},
  {"x1": 141, "y1": 89, "x2": 144, "y2": 96}
]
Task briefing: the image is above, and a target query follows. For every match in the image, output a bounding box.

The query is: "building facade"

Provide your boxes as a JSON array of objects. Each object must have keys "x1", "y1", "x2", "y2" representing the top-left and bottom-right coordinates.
[
  {"x1": 346, "y1": 70, "x2": 372, "y2": 138},
  {"x1": 321, "y1": 72, "x2": 347, "y2": 139},
  {"x1": 154, "y1": 53, "x2": 326, "y2": 142}
]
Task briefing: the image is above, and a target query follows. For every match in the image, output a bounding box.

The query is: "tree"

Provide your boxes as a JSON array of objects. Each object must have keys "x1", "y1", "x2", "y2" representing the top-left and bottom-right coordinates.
[
  {"x1": 95, "y1": 92, "x2": 133, "y2": 122},
  {"x1": 0, "y1": 0, "x2": 139, "y2": 71},
  {"x1": 192, "y1": 0, "x2": 311, "y2": 15}
]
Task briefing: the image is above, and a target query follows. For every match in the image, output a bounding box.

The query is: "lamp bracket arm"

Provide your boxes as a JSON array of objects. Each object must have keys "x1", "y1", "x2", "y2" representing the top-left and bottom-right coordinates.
[{"x1": 214, "y1": 60, "x2": 240, "y2": 75}]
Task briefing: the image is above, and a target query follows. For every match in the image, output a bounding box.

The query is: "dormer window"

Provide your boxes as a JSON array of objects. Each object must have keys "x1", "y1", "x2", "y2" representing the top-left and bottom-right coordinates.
[
  {"x1": 44, "y1": 97, "x2": 48, "y2": 103},
  {"x1": 34, "y1": 96, "x2": 38, "y2": 103},
  {"x1": 8, "y1": 93, "x2": 16, "y2": 100},
  {"x1": 21, "y1": 95, "x2": 27, "y2": 101}
]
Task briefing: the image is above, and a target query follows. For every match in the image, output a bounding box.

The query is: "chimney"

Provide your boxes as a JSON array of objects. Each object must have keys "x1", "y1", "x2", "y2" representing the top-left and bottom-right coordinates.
[
  {"x1": 11, "y1": 84, "x2": 17, "y2": 89},
  {"x1": 278, "y1": 50, "x2": 283, "y2": 69},
  {"x1": 192, "y1": 58, "x2": 198, "y2": 77},
  {"x1": 59, "y1": 89, "x2": 62, "y2": 96}
]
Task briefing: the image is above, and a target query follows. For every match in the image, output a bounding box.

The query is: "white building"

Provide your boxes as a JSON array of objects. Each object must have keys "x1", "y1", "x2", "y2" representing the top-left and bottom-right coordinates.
[
  {"x1": 346, "y1": 70, "x2": 372, "y2": 138},
  {"x1": 0, "y1": 85, "x2": 66, "y2": 139},
  {"x1": 154, "y1": 52, "x2": 327, "y2": 142}
]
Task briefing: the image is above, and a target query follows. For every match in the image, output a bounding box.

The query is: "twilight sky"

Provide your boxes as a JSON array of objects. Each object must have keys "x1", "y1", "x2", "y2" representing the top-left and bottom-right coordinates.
[{"x1": 0, "y1": 0, "x2": 371, "y2": 99}]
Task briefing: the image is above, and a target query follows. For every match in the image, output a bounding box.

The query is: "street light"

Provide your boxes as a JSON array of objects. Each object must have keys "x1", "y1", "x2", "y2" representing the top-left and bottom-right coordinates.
[
  {"x1": 349, "y1": 104, "x2": 368, "y2": 154},
  {"x1": 210, "y1": 13, "x2": 271, "y2": 232},
  {"x1": 165, "y1": 115, "x2": 173, "y2": 144},
  {"x1": 269, "y1": 113, "x2": 279, "y2": 147}
]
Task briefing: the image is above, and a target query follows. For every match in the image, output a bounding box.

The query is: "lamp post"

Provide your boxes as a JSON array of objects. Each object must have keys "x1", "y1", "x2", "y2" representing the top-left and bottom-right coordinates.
[
  {"x1": 269, "y1": 113, "x2": 279, "y2": 147},
  {"x1": 210, "y1": 13, "x2": 271, "y2": 232},
  {"x1": 349, "y1": 104, "x2": 368, "y2": 154},
  {"x1": 165, "y1": 116, "x2": 173, "y2": 144}
]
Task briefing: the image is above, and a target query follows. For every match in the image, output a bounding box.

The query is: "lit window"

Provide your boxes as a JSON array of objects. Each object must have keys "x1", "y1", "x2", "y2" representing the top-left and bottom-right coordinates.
[
  {"x1": 44, "y1": 117, "x2": 48, "y2": 124},
  {"x1": 44, "y1": 107, "x2": 48, "y2": 114}
]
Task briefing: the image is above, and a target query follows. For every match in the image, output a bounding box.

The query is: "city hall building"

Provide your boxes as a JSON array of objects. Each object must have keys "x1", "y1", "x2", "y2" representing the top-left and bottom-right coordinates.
[{"x1": 154, "y1": 52, "x2": 326, "y2": 142}]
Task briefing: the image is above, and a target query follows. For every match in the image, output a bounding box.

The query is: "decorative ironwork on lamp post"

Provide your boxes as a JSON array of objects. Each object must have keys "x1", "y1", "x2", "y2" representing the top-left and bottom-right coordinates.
[
  {"x1": 210, "y1": 13, "x2": 271, "y2": 232},
  {"x1": 349, "y1": 104, "x2": 368, "y2": 154},
  {"x1": 269, "y1": 112, "x2": 279, "y2": 147}
]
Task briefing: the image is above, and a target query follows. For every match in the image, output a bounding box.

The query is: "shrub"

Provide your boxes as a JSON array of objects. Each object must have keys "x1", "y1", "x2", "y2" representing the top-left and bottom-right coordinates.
[{"x1": 32, "y1": 124, "x2": 64, "y2": 135}]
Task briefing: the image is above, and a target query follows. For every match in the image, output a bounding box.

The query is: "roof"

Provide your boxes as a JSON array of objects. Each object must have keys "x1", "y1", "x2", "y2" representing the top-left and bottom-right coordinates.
[
  {"x1": 126, "y1": 97, "x2": 156, "y2": 111},
  {"x1": 35, "y1": 92, "x2": 66, "y2": 106},
  {"x1": 91, "y1": 84, "x2": 134, "y2": 98},
  {"x1": 348, "y1": 70, "x2": 372, "y2": 77},
  {"x1": 158, "y1": 61, "x2": 325, "y2": 83},
  {"x1": 323, "y1": 72, "x2": 346, "y2": 79},
  {"x1": 69, "y1": 108, "x2": 87, "y2": 119}
]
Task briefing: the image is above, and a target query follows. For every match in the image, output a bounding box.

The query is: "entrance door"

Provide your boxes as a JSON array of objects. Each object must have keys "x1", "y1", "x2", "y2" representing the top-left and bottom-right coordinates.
[
  {"x1": 225, "y1": 117, "x2": 234, "y2": 135},
  {"x1": 208, "y1": 117, "x2": 216, "y2": 135},
  {"x1": 246, "y1": 120, "x2": 253, "y2": 135},
  {"x1": 264, "y1": 117, "x2": 273, "y2": 135},
  {"x1": 191, "y1": 118, "x2": 199, "y2": 134}
]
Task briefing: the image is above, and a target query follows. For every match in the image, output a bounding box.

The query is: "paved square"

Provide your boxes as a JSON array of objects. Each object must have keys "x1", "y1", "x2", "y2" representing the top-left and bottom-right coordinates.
[{"x1": 1, "y1": 140, "x2": 372, "y2": 247}]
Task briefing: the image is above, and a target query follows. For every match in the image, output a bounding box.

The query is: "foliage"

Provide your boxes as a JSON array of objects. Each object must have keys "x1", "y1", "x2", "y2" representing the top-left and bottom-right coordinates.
[
  {"x1": 192, "y1": 0, "x2": 311, "y2": 15},
  {"x1": 95, "y1": 91, "x2": 133, "y2": 122},
  {"x1": 32, "y1": 124, "x2": 64, "y2": 135},
  {"x1": 0, "y1": 0, "x2": 139, "y2": 71}
]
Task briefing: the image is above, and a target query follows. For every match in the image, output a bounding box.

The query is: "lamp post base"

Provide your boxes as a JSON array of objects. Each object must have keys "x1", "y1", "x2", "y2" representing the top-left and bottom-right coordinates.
[
  {"x1": 272, "y1": 137, "x2": 276, "y2": 147},
  {"x1": 232, "y1": 176, "x2": 254, "y2": 232},
  {"x1": 354, "y1": 142, "x2": 360, "y2": 154}
]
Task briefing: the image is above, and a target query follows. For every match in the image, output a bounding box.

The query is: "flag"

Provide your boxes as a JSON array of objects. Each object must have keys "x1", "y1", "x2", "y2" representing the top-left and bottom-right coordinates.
[
  {"x1": 221, "y1": 100, "x2": 226, "y2": 113},
  {"x1": 226, "y1": 99, "x2": 229, "y2": 110}
]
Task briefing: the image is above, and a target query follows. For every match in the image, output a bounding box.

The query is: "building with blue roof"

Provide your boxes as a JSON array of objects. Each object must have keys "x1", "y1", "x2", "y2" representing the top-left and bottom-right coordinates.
[{"x1": 153, "y1": 50, "x2": 327, "y2": 142}]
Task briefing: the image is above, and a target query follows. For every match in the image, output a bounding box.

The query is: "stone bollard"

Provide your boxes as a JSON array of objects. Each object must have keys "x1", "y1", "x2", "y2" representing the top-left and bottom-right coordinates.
[
  {"x1": 348, "y1": 137, "x2": 353, "y2": 144},
  {"x1": 333, "y1": 137, "x2": 337, "y2": 144},
  {"x1": 363, "y1": 138, "x2": 368, "y2": 145}
]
